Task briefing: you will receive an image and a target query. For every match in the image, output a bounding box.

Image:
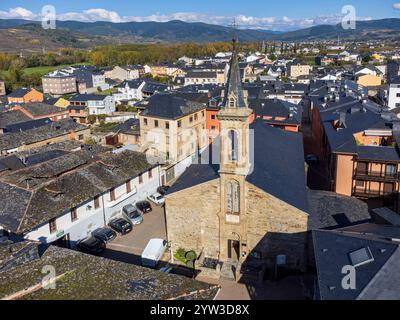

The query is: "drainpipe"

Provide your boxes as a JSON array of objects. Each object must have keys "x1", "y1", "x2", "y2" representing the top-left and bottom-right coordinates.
[{"x1": 101, "y1": 193, "x2": 106, "y2": 226}]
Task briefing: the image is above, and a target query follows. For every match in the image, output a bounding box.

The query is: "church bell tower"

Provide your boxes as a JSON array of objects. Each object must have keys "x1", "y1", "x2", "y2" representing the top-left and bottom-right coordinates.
[{"x1": 217, "y1": 35, "x2": 252, "y2": 263}]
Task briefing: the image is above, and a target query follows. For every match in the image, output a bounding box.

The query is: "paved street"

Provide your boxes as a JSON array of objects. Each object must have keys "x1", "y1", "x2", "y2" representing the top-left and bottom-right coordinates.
[{"x1": 100, "y1": 203, "x2": 167, "y2": 266}]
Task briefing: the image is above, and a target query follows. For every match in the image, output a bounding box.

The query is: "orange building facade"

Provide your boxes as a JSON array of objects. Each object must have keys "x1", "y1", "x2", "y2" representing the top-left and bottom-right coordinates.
[{"x1": 7, "y1": 88, "x2": 44, "y2": 104}]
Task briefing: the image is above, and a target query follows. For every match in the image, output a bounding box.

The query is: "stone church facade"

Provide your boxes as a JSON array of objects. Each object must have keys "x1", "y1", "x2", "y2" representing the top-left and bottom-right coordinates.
[{"x1": 165, "y1": 39, "x2": 309, "y2": 278}]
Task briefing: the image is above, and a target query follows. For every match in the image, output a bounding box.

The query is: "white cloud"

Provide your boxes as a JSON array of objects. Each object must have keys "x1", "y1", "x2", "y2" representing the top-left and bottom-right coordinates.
[
  {"x1": 0, "y1": 7, "x2": 38, "y2": 19},
  {"x1": 0, "y1": 7, "x2": 374, "y2": 31},
  {"x1": 394, "y1": 3, "x2": 400, "y2": 10}
]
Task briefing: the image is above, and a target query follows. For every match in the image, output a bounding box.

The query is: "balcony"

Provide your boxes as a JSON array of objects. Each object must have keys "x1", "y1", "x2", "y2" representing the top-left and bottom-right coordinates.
[
  {"x1": 353, "y1": 189, "x2": 396, "y2": 199},
  {"x1": 354, "y1": 170, "x2": 399, "y2": 182}
]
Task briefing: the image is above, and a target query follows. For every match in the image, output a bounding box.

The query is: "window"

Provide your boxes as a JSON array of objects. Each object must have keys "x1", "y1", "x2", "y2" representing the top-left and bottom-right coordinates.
[
  {"x1": 154, "y1": 120, "x2": 159, "y2": 127},
  {"x1": 194, "y1": 113, "x2": 198, "y2": 121},
  {"x1": 202, "y1": 111, "x2": 205, "y2": 118},
  {"x1": 397, "y1": 93, "x2": 400, "y2": 97},
  {"x1": 189, "y1": 116, "x2": 193, "y2": 123},
  {"x1": 144, "y1": 118, "x2": 148, "y2": 126},
  {"x1": 71, "y1": 208, "x2": 78, "y2": 222},
  {"x1": 94, "y1": 196, "x2": 100, "y2": 209},
  {"x1": 386, "y1": 164, "x2": 397, "y2": 177},
  {"x1": 110, "y1": 188, "x2": 116, "y2": 201},
  {"x1": 78, "y1": 134, "x2": 84, "y2": 140},
  {"x1": 166, "y1": 136, "x2": 170, "y2": 144},
  {"x1": 356, "y1": 162, "x2": 368, "y2": 175},
  {"x1": 165, "y1": 122, "x2": 170, "y2": 129},
  {"x1": 211, "y1": 126, "x2": 216, "y2": 131},
  {"x1": 149, "y1": 169, "x2": 153, "y2": 179},
  {"x1": 211, "y1": 114, "x2": 216, "y2": 120},
  {"x1": 355, "y1": 180, "x2": 365, "y2": 187},
  {"x1": 229, "y1": 130, "x2": 238, "y2": 161},
  {"x1": 126, "y1": 180, "x2": 132, "y2": 193},
  {"x1": 139, "y1": 174, "x2": 143, "y2": 184},
  {"x1": 177, "y1": 120, "x2": 182, "y2": 128},
  {"x1": 49, "y1": 218, "x2": 57, "y2": 234},
  {"x1": 226, "y1": 181, "x2": 240, "y2": 214},
  {"x1": 229, "y1": 98, "x2": 236, "y2": 108}
]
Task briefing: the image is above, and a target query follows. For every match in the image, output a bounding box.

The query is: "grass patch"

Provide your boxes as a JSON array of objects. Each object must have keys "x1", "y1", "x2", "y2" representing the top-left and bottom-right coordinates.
[{"x1": 0, "y1": 62, "x2": 92, "y2": 79}]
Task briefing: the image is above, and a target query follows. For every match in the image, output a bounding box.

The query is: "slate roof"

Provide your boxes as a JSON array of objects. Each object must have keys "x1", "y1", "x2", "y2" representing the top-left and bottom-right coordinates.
[
  {"x1": 357, "y1": 146, "x2": 400, "y2": 162},
  {"x1": 17, "y1": 103, "x2": 65, "y2": 117},
  {"x1": 7, "y1": 88, "x2": 34, "y2": 98},
  {"x1": 251, "y1": 98, "x2": 302, "y2": 126},
  {"x1": 185, "y1": 71, "x2": 217, "y2": 79},
  {"x1": 312, "y1": 229, "x2": 400, "y2": 300},
  {"x1": 69, "y1": 94, "x2": 108, "y2": 102},
  {"x1": 139, "y1": 93, "x2": 206, "y2": 120},
  {"x1": 167, "y1": 120, "x2": 308, "y2": 213},
  {"x1": 0, "y1": 150, "x2": 157, "y2": 234},
  {"x1": 0, "y1": 110, "x2": 31, "y2": 128},
  {"x1": 3, "y1": 118, "x2": 52, "y2": 133},
  {"x1": 319, "y1": 97, "x2": 395, "y2": 155},
  {"x1": 307, "y1": 190, "x2": 371, "y2": 230},
  {"x1": 224, "y1": 41, "x2": 247, "y2": 108},
  {"x1": 111, "y1": 118, "x2": 140, "y2": 135},
  {"x1": 0, "y1": 119, "x2": 87, "y2": 153},
  {"x1": 0, "y1": 242, "x2": 219, "y2": 300}
]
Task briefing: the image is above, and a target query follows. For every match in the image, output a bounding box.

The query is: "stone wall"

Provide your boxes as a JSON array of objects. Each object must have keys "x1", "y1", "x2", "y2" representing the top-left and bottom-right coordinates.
[
  {"x1": 165, "y1": 179, "x2": 220, "y2": 261},
  {"x1": 245, "y1": 183, "x2": 309, "y2": 271},
  {"x1": 166, "y1": 178, "x2": 309, "y2": 271}
]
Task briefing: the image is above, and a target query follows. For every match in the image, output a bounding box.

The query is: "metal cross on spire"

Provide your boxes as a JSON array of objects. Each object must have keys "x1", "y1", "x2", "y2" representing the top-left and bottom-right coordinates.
[{"x1": 231, "y1": 18, "x2": 239, "y2": 49}]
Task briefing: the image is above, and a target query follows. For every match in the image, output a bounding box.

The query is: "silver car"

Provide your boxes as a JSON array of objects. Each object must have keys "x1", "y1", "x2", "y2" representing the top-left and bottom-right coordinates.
[{"x1": 122, "y1": 204, "x2": 143, "y2": 225}]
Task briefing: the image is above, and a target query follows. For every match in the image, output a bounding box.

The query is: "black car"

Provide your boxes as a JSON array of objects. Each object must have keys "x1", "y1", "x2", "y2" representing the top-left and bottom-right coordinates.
[
  {"x1": 92, "y1": 227, "x2": 117, "y2": 243},
  {"x1": 157, "y1": 185, "x2": 170, "y2": 195},
  {"x1": 136, "y1": 200, "x2": 152, "y2": 214},
  {"x1": 108, "y1": 218, "x2": 132, "y2": 235},
  {"x1": 76, "y1": 237, "x2": 105, "y2": 255}
]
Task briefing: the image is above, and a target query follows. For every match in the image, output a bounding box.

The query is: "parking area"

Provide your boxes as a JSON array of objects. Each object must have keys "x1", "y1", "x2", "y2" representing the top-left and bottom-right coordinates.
[{"x1": 100, "y1": 203, "x2": 168, "y2": 266}]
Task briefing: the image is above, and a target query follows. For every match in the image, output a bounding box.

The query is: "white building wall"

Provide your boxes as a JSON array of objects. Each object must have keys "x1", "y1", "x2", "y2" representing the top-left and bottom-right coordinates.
[
  {"x1": 24, "y1": 166, "x2": 161, "y2": 246},
  {"x1": 388, "y1": 83, "x2": 400, "y2": 109}
]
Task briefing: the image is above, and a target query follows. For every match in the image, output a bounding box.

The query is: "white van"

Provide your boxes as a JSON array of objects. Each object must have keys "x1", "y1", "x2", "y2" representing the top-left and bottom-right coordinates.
[{"x1": 141, "y1": 238, "x2": 168, "y2": 268}]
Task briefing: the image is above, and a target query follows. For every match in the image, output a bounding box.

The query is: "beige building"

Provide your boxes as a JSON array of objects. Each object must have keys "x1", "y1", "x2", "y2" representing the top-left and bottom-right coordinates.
[
  {"x1": 138, "y1": 93, "x2": 207, "y2": 165},
  {"x1": 287, "y1": 60, "x2": 312, "y2": 79},
  {"x1": 165, "y1": 43, "x2": 309, "y2": 281},
  {"x1": 42, "y1": 71, "x2": 77, "y2": 96}
]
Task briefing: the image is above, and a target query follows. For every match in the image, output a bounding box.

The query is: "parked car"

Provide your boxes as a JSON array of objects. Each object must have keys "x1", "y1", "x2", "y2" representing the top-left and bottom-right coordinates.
[
  {"x1": 147, "y1": 192, "x2": 165, "y2": 206},
  {"x1": 157, "y1": 185, "x2": 170, "y2": 195},
  {"x1": 122, "y1": 204, "x2": 143, "y2": 225},
  {"x1": 136, "y1": 200, "x2": 152, "y2": 214},
  {"x1": 92, "y1": 227, "x2": 117, "y2": 243},
  {"x1": 76, "y1": 236, "x2": 105, "y2": 255},
  {"x1": 141, "y1": 238, "x2": 168, "y2": 268},
  {"x1": 159, "y1": 265, "x2": 196, "y2": 278},
  {"x1": 108, "y1": 218, "x2": 132, "y2": 235}
]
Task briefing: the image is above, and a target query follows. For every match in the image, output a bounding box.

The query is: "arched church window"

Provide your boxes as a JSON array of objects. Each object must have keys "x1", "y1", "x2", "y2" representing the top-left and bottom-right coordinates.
[
  {"x1": 226, "y1": 180, "x2": 240, "y2": 214},
  {"x1": 229, "y1": 130, "x2": 238, "y2": 161}
]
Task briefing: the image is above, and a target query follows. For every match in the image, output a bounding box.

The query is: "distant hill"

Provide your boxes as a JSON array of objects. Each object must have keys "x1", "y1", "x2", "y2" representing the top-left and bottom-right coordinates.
[
  {"x1": 0, "y1": 18, "x2": 400, "y2": 52},
  {"x1": 0, "y1": 19, "x2": 275, "y2": 43},
  {"x1": 267, "y1": 18, "x2": 400, "y2": 41}
]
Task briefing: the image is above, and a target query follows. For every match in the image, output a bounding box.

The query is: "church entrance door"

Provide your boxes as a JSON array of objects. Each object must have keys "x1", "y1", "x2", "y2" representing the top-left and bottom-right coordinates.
[{"x1": 228, "y1": 239, "x2": 240, "y2": 261}]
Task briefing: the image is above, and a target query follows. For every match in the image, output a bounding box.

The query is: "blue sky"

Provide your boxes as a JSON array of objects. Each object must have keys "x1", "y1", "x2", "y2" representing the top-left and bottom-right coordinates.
[{"x1": 1, "y1": 0, "x2": 400, "y2": 31}]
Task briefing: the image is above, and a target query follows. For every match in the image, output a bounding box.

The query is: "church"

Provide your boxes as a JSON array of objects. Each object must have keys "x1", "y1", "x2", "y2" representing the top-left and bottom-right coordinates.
[{"x1": 165, "y1": 39, "x2": 309, "y2": 280}]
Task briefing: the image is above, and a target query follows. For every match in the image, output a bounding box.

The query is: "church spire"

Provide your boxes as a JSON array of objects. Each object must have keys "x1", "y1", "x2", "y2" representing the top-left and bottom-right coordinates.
[{"x1": 224, "y1": 33, "x2": 247, "y2": 109}]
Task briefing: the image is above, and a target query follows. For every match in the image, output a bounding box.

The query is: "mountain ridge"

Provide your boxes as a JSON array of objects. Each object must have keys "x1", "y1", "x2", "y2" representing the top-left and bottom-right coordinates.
[{"x1": 0, "y1": 18, "x2": 400, "y2": 51}]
